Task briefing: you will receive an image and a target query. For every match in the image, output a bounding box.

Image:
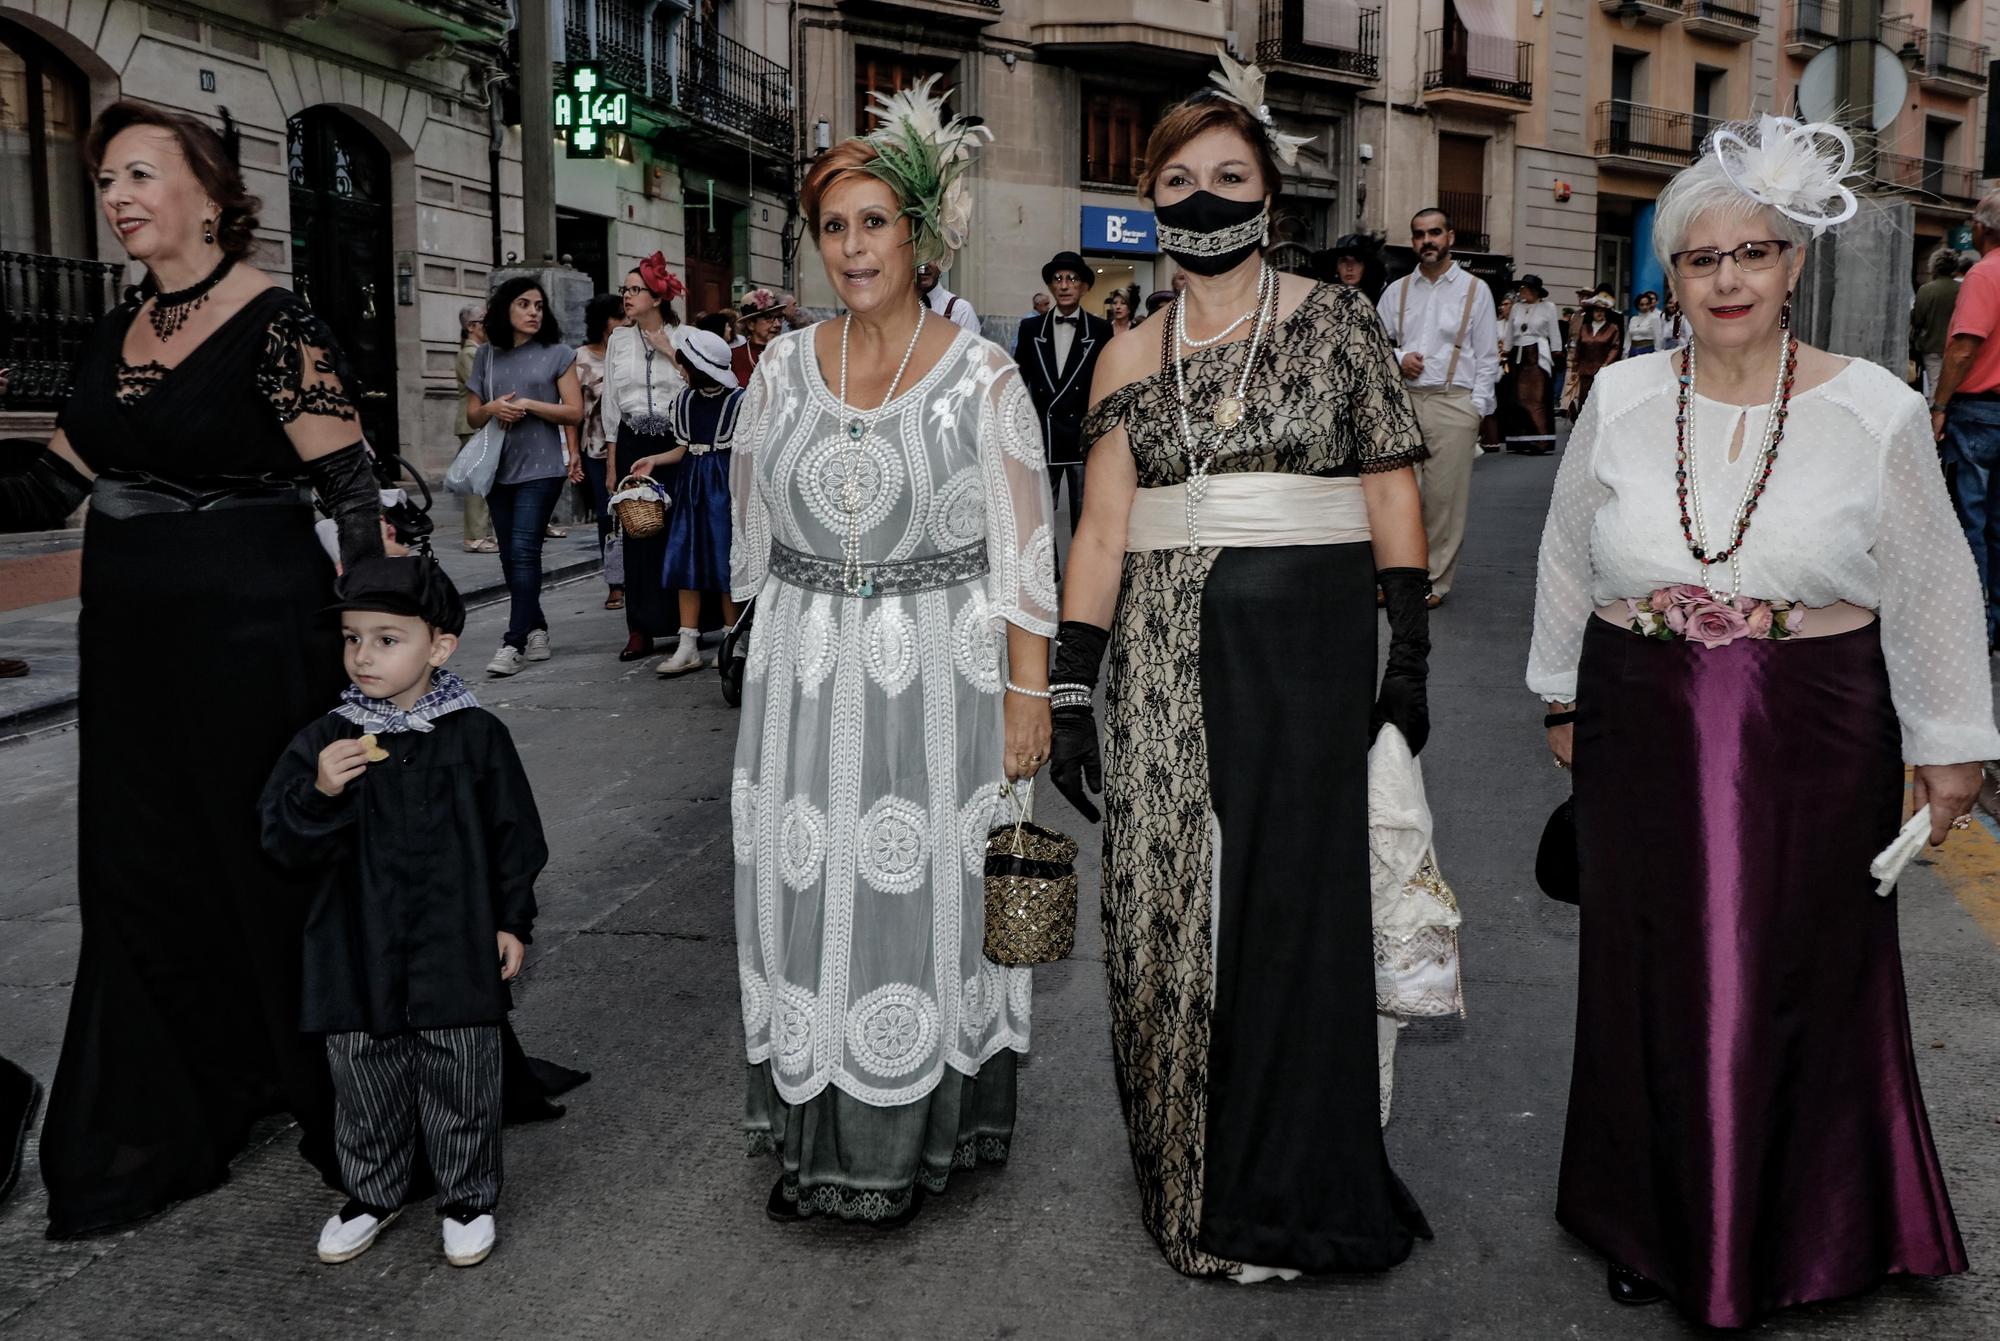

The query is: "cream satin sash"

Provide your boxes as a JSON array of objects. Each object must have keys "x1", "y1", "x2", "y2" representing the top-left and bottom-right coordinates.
[{"x1": 1125, "y1": 472, "x2": 1373, "y2": 552}]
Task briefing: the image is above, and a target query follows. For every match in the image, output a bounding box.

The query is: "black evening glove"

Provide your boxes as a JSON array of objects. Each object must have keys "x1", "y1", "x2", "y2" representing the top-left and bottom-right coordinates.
[
  {"x1": 305, "y1": 441, "x2": 385, "y2": 570},
  {"x1": 0, "y1": 447, "x2": 90, "y2": 533},
  {"x1": 1048, "y1": 620, "x2": 1110, "y2": 824},
  {"x1": 1373, "y1": 567, "x2": 1431, "y2": 756}
]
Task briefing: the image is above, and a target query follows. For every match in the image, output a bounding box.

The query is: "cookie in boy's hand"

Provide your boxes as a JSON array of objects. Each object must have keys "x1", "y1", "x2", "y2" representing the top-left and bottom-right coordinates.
[{"x1": 359, "y1": 733, "x2": 391, "y2": 763}]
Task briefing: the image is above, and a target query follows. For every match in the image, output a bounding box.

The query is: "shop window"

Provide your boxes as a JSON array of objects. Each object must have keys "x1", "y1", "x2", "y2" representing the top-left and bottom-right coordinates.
[
  {"x1": 0, "y1": 19, "x2": 92, "y2": 258},
  {"x1": 855, "y1": 49, "x2": 955, "y2": 136},
  {"x1": 1081, "y1": 88, "x2": 1149, "y2": 189}
]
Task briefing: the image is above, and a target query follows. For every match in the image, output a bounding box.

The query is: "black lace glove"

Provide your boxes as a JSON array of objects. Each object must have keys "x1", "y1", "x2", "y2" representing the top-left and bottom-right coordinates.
[
  {"x1": 1048, "y1": 620, "x2": 1109, "y2": 824},
  {"x1": 0, "y1": 447, "x2": 90, "y2": 533},
  {"x1": 1373, "y1": 567, "x2": 1431, "y2": 756},
  {"x1": 305, "y1": 441, "x2": 385, "y2": 570}
]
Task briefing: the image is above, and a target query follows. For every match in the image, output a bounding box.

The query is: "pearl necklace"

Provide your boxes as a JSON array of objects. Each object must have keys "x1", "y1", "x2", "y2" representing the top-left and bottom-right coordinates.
[
  {"x1": 832, "y1": 310, "x2": 927, "y2": 596},
  {"x1": 1177, "y1": 306, "x2": 1256, "y2": 348},
  {"x1": 1168, "y1": 263, "x2": 1278, "y2": 550},
  {"x1": 1674, "y1": 331, "x2": 1798, "y2": 604}
]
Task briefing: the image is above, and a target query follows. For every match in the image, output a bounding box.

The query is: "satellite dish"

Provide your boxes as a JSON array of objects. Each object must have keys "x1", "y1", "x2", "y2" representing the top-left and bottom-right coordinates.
[{"x1": 1796, "y1": 41, "x2": 1908, "y2": 130}]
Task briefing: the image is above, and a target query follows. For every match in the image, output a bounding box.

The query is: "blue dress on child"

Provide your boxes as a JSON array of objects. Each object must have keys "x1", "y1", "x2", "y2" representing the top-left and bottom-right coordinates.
[{"x1": 662, "y1": 386, "x2": 742, "y2": 591}]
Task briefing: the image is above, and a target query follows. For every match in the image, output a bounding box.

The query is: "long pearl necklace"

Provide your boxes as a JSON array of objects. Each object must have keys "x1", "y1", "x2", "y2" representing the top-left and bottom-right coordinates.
[
  {"x1": 833, "y1": 310, "x2": 927, "y2": 596},
  {"x1": 1674, "y1": 331, "x2": 1798, "y2": 604},
  {"x1": 1169, "y1": 262, "x2": 1278, "y2": 550}
]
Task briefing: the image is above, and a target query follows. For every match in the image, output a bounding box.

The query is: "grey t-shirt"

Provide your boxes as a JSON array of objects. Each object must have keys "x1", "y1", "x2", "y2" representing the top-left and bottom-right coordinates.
[{"x1": 470, "y1": 340, "x2": 577, "y2": 485}]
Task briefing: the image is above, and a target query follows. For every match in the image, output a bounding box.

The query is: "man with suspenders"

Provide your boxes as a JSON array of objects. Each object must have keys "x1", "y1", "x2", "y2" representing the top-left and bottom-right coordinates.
[{"x1": 1378, "y1": 206, "x2": 1501, "y2": 607}]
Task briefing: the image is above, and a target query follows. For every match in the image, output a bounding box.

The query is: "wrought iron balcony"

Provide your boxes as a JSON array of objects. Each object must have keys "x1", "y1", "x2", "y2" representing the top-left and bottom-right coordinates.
[
  {"x1": 1256, "y1": 2, "x2": 1381, "y2": 83},
  {"x1": 1872, "y1": 150, "x2": 1980, "y2": 203},
  {"x1": 1436, "y1": 190, "x2": 1491, "y2": 254},
  {"x1": 1597, "y1": 1, "x2": 1682, "y2": 24},
  {"x1": 1422, "y1": 28, "x2": 1533, "y2": 110},
  {"x1": 1594, "y1": 100, "x2": 1712, "y2": 172},
  {"x1": 1920, "y1": 29, "x2": 1990, "y2": 96},
  {"x1": 0, "y1": 251, "x2": 125, "y2": 411},
  {"x1": 1681, "y1": 0, "x2": 1759, "y2": 42},
  {"x1": 1785, "y1": 0, "x2": 1837, "y2": 56},
  {"x1": 561, "y1": 1, "x2": 792, "y2": 153}
]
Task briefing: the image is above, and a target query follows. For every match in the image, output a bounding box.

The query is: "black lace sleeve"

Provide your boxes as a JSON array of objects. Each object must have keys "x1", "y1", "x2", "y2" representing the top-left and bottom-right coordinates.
[
  {"x1": 256, "y1": 295, "x2": 360, "y2": 426},
  {"x1": 1333, "y1": 284, "x2": 1427, "y2": 473},
  {"x1": 1084, "y1": 382, "x2": 1142, "y2": 446}
]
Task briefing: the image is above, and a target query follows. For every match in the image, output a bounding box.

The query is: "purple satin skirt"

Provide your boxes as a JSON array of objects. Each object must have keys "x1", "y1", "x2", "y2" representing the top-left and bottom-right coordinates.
[{"x1": 1561, "y1": 617, "x2": 1967, "y2": 1329}]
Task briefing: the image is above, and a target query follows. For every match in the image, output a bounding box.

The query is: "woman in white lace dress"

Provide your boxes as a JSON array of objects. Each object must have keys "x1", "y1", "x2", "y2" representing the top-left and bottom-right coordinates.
[{"x1": 728, "y1": 86, "x2": 1057, "y2": 1226}]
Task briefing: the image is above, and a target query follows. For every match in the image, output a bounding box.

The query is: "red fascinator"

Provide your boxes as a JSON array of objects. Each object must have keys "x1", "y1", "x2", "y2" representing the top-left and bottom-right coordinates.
[{"x1": 637, "y1": 251, "x2": 686, "y2": 303}]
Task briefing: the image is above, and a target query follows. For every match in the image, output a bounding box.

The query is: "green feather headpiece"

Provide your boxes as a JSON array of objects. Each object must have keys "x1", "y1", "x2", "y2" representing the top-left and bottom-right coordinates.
[{"x1": 861, "y1": 76, "x2": 992, "y2": 273}]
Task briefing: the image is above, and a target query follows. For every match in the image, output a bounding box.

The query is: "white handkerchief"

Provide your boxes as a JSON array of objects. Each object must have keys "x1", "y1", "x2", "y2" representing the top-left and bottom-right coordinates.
[{"x1": 1868, "y1": 805, "x2": 1931, "y2": 897}]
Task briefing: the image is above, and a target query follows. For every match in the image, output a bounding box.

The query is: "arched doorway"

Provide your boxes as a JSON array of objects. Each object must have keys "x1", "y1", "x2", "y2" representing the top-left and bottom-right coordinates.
[
  {"x1": 287, "y1": 107, "x2": 398, "y2": 458},
  {"x1": 0, "y1": 16, "x2": 92, "y2": 259}
]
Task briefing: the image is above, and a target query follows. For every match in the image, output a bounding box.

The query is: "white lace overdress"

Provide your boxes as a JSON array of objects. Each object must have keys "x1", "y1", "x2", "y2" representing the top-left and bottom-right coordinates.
[{"x1": 729, "y1": 326, "x2": 1059, "y2": 1108}]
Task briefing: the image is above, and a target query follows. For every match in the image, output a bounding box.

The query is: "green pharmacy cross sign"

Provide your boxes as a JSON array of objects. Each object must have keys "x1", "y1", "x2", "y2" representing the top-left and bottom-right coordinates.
[{"x1": 556, "y1": 63, "x2": 630, "y2": 159}]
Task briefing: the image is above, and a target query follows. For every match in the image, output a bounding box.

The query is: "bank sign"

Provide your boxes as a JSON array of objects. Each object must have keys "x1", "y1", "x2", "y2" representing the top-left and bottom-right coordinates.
[
  {"x1": 1081, "y1": 206, "x2": 1157, "y2": 255},
  {"x1": 556, "y1": 63, "x2": 630, "y2": 159}
]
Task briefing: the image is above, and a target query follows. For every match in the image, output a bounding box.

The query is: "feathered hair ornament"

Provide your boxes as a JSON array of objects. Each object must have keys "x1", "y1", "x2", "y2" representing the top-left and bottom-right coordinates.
[
  {"x1": 1207, "y1": 48, "x2": 1316, "y2": 168},
  {"x1": 1709, "y1": 115, "x2": 1859, "y2": 235},
  {"x1": 862, "y1": 75, "x2": 992, "y2": 272}
]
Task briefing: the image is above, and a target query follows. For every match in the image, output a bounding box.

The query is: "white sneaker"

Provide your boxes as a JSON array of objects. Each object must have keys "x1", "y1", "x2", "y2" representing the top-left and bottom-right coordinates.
[
  {"x1": 485, "y1": 645, "x2": 525, "y2": 677},
  {"x1": 442, "y1": 1213, "x2": 496, "y2": 1267},
  {"x1": 317, "y1": 1205, "x2": 399, "y2": 1264},
  {"x1": 656, "y1": 628, "x2": 706, "y2": 676},
  {"x1": 524, "y1": 629, "x2": 552, "y2": 661}
]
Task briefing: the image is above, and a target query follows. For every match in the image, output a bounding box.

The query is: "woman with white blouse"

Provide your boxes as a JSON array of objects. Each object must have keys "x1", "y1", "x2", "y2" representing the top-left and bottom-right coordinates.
[
  {"x1": 1528, "y1": 118, "x2": 1998, "y2": 1329},
  {"x1": 601, "y1": 254, "x2": 690, "y2": 660},
  {"x1": 1622, "y1": 290, "x2": 1663, "y2": 355}
]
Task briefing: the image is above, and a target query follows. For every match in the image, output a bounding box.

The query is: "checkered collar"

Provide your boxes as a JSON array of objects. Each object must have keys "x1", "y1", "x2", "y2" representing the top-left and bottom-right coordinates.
[{"x1": 330, "y1": 668, "x2": 479, "y2": 735}]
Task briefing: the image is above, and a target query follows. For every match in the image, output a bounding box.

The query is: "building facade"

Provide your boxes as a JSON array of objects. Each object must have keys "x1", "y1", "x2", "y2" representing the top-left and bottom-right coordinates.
[
  {"x1": 788, "y1": 0, "x2": 1375, "y2": 336},
  {"x1": 0, "y1": 0, "x2": 797, "y2": 476}
]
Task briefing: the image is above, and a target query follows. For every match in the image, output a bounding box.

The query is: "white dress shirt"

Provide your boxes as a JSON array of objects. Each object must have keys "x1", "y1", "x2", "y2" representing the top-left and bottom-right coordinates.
[
  {"x1": 599, "y1": 321, "x2": 689, "y2": 444},
  {"x1": 1624, "y1": 309, "x2": 1664, "y2": 353},
  {"x1": 1502, "y1": 299, "x2": 1565, "y2": 375},
  {"x1": 1049, "y1": 305, "x2": 1082, "y2": 369},
  {"x1": 925, "y1": 282, "x2": 982, "y2": 334},
  {"x1": 1526, "y1": 354, "x2": 2000, "y2": 764},
  {"x1": 1377, "y1": 261, "x2": 1500, "y2": 417}
]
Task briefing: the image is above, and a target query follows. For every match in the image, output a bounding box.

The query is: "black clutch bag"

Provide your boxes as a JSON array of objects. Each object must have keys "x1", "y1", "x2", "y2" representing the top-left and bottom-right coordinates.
[{"x1": 1536, "y1": 798, "x2": 1579, "y2": 905}]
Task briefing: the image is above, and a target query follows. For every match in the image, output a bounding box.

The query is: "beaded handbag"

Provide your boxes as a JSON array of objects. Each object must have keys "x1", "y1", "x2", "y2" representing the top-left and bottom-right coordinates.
[{"x1": 982, "y1": 783, "x2": 1078, "y2": 966}]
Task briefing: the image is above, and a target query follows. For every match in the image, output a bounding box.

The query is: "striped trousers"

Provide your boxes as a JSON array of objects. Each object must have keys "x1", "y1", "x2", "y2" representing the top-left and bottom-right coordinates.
[{"x1": 326, "y1": 1026, "x2": 502, "y2": 1216}]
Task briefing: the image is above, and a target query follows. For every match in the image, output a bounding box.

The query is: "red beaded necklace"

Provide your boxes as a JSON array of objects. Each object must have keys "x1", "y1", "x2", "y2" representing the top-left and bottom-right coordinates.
[{"x1": 1673, "y1": 333, "x2": 1798, "y2": 596}]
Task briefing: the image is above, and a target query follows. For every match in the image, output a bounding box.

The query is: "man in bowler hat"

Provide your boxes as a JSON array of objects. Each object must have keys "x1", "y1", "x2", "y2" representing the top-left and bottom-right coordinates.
[{"x1": 1015, "y1": 251, "x2": 1114, "y2": 558}]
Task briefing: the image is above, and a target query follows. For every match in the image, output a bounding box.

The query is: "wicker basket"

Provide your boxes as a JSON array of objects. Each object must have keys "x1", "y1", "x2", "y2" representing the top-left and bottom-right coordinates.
[
  {"x1": 612, "y1": 474, "x2": 668, "y2": 538},
  {"x1": 982, "y1": 786, "x2": 1079, "y2": 966}
]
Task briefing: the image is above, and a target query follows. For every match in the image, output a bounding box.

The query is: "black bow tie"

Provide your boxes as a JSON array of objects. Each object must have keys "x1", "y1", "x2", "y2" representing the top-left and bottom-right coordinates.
[{"x1": 1053, "y1": 315, "x2": 1079, "y2": 327}]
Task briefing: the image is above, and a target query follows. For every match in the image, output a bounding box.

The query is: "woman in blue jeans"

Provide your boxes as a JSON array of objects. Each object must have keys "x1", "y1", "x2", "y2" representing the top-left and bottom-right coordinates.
[{"x1": 465, "y1": 277, "x2": 585, "y2": 675}]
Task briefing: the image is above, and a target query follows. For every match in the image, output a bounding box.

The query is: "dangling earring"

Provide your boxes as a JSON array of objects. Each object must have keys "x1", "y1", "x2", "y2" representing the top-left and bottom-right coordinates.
[
  {"x1": 203, "y1": 218, "x2": 216, "y2": 246},
  {"x1": 1780, "y1": 292, "x2": 1792, "y2": 330}
]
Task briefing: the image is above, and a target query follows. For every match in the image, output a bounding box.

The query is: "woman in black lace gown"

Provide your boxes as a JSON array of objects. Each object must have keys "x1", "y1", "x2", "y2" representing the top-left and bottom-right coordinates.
[{"x1": 4, "y1": 102, "x2": 583, "y2": 1240}]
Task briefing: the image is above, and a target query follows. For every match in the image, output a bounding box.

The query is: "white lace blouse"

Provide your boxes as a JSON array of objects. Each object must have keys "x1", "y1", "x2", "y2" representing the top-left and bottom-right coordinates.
[
  {"x1": 598, "y1": 321, "x2": 688, "y2": 443},
  {"x1": 1528, "y1": 353, "x2": 2000, "y2": 765}
]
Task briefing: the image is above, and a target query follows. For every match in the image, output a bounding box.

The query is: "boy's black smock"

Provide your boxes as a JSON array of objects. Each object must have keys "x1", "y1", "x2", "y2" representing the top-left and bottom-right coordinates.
[{"x1": 259, "y1": 707, "x2": 545, "y2": 1036}]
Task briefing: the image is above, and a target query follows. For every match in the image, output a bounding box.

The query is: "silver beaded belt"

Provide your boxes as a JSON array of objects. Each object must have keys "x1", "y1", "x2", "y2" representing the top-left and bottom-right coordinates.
[
  {"x1": 622, "y1": 413, "x2": 672, "y2": 436},
  {"x1": 769, "y1": 540, "x2": 987, "y2": 597}
]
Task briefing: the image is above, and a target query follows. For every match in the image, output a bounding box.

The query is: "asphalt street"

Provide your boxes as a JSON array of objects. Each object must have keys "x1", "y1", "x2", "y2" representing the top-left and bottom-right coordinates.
[{"x1": 1, "y1": 448, "x2": 1997, "y2": 1340}]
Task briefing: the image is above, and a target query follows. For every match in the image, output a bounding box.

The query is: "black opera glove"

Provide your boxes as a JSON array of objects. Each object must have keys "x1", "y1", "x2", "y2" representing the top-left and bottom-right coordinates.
[
  {"x1": 1048, "y1": 620, "x2": 1110, "y2": 825},
  {"x1": 1373, "y1": 567, "x2": 1432, "y2": 756},
  {"x1": 0, "y1": 447, "x2": 90, "y2": 533},
  {"x1": 305, "y1": 441, "x2": 385, "y2": 570}
]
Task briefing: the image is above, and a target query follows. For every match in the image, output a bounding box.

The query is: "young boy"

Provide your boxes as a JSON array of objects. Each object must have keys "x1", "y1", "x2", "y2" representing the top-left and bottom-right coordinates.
[{"x1": 260, "y1": 555, "x2": 547, "y2": 1268}]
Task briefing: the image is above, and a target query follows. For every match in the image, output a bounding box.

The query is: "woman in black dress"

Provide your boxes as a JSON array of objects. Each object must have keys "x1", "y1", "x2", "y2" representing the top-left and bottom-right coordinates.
[{"x1": 7, "y1": 102, "x2": 583, "y2": 1240}]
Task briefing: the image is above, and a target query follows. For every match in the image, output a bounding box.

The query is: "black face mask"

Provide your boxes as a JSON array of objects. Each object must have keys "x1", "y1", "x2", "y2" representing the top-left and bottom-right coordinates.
[{"x1": 1155, "y1": 191, "x2": 1267, "y2": 276}]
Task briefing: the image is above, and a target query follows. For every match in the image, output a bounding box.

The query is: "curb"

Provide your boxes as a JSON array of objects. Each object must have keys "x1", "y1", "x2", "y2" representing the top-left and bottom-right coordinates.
[{"x1": 0, "y1": 553, "x2": 604, "y2": 745}]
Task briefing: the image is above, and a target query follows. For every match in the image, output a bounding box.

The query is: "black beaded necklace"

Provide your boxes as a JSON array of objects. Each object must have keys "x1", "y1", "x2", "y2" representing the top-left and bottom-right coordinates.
[{"x1": 142, "y1": 254, "x2": 235, "y2": 341}]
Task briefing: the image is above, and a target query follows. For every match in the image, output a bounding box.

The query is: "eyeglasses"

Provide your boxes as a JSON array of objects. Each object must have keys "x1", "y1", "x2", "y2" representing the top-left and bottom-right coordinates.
[
  {"x1": 617, "y1": 285, "x2": 650, "y2": 297},
  {"x1": 1669, "y1": 239, "x2": 1793, "y2": 280}
]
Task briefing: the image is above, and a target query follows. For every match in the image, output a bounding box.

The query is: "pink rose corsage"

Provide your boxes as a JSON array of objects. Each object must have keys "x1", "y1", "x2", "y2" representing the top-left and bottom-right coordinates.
[{"x1": 1624, "y1": 584, "x2": 1804, "y2": 649}]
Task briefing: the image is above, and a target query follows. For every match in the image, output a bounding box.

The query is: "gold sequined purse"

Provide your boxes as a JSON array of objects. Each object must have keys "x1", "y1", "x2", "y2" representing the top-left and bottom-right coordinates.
[{"x1": 982, "y1": 783, "x2": 1078, "y2": 966}]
